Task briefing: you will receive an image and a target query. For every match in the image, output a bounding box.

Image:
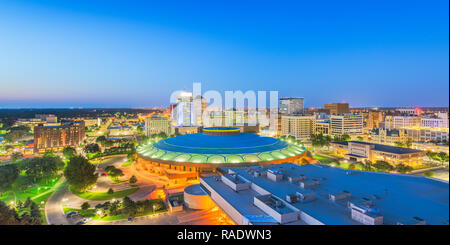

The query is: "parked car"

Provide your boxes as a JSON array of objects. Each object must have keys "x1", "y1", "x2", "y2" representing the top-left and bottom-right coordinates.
[
  {"x1": 66, "y1": 211, "x2": 79, "y2": 218},
  {"x1": 75, "y1": 220, "x2": 85, "y2": 225}
]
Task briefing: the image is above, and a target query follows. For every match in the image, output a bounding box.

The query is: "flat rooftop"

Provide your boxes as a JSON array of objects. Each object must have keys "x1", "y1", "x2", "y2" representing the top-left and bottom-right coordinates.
[
  {"x1": 333, "y1": 141, "x2": 423, "y2": 154},
  {"x1": 217, "y1": 163, "x2": 449, "y2": 225},
  {"x1": 202, "y1": 176, "x2": 278, "y2": 224}
]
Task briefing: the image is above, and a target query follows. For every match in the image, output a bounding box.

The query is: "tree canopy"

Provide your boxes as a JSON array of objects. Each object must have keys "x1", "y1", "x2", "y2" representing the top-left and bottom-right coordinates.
[
  {"x1": 64, "y1": 155, "x2": 98, "y2": 192},
  {"x1": 62, "y1": 146, "x2": 77, "y2": 159},
  {"x1": 0, "y1": 165, "x2": 19, "y2": 194},
  {"x1": 84, "y1": 143, "x2": 101, "y2": 154},
  {"x1": 18, "y1": 156, "x2": 64, "y2": 183}
]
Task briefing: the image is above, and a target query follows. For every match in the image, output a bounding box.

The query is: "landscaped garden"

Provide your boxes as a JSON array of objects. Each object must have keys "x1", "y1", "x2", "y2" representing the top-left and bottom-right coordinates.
[
  {"x1": 63, "y1": 197, "x2": 166, "y2": 221},
  {"x1": 69, "y1": 186, "x2": 139, "y2": 201}
]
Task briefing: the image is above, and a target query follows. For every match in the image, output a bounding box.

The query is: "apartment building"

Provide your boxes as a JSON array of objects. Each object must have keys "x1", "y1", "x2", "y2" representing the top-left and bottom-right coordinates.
[
  {"x1": 330, "y1": 115, "x2": 363, "y2": 136},
  {"x1": 281, "y1": 115, "x2": 316, "y2": 141}
]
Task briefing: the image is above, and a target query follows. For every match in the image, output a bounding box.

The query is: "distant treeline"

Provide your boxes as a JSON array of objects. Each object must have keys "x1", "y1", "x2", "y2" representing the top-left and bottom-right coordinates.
[{"x1": 0, "y1": 108, "x2": 162, "y2": 124}]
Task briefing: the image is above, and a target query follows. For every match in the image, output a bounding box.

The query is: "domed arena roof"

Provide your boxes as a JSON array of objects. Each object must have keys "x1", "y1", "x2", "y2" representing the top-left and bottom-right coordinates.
[{"x1": 137, "y1": 127, "x2": 305, "y2": 165}]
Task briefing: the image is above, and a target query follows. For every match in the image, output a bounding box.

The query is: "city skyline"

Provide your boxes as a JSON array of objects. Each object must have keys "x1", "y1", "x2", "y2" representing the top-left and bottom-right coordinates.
[{"x1": 1, "y1": 0, "x2": 449, "y2": 108}]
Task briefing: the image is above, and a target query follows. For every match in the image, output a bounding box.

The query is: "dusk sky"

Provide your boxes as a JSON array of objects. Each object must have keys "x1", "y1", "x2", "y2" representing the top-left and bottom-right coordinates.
[{"x1": 0, "y1": 0, "x2": 448, "y2": 108}]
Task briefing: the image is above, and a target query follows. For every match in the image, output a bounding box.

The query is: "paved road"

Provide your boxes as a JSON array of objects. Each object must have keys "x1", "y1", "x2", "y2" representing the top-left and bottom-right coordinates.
[
  {"x1": 45, "y1": 156, "x2": 157, "y2": 225},
  {"x1": 86, "y1": 208, "x2": 232, "y2": 225},
  {"x1": 45, "y1": 179, "x2": 70, "y2": 225},
  {"x1": 413, "y1": 166, "x2": 449, "y2": 181}
]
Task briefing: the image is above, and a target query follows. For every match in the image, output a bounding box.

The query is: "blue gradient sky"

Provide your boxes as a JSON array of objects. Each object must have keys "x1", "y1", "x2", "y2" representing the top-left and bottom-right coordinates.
[{"x1": 0, "y1": 0, "x2": 448, "y2": 108}]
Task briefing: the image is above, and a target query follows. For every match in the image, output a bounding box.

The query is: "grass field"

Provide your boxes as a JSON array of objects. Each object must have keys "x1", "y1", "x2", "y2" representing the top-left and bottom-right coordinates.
[
  {"x1": 0, "y1": 174, "x2": 62, "y2": 204},
  {"x1": 313, "y1": 154, "x2": 338, "y2": 164},
  {"x1": 121, "y1": 159, "x2": 133, "y2": 167},
  {"x1": 70, "y1": 186, "x2": 140, "y2": 201}
]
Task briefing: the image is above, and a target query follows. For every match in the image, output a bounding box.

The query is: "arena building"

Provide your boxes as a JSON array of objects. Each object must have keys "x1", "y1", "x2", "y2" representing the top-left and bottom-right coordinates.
[{"x1": 136, "y1": 127, "x2": 307, "y2": 185}]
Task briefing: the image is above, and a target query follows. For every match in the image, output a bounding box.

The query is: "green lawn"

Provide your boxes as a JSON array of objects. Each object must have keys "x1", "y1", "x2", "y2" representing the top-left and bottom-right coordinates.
[
  {"x1": 121, "y1": 159, "x2": 133, "y2": 167},
  {"x1": 70, "y1": 186, "x2": 140, "y2": 201},
  {"x1": 0, "y1": 174, "x2": 62, "y2": 204},
  {"x1": 0, "y1": 174, "x2": 64, "y2": 225},
  {"x1": 313, "y1": 154, "x2": 338, "y2": 164}
]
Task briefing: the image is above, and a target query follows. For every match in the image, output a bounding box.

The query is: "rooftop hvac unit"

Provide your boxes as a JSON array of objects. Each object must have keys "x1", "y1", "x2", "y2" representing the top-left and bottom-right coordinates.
[{"x1": 286, "y1": 194, "x2": 298, "y2": 203}]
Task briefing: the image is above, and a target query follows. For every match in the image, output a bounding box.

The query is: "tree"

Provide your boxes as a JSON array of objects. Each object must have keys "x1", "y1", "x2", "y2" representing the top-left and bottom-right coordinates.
[
  {"x1": 333, "y1": 134, "x2": 351, "y2": 142},
  {"x1": 4, "y1": 126, "x2": 29, "y2": 143},
  {"x1": 10, "y1": 152, "x2": 23, "y2": 162},
  {"x1": 122, "y1": 196, "x2": 137, "y2": 217},
  {"x1": 129, "y1": 175, "x2": 137, "y2": 184},
  {"x1": 81, "y1": 202, "x2": 90, "y2": 210},
  {"x1": 396, "y1": 163, "x2": 413, "y2": 174},
  {"x1": 423, "y1": 171, "x2": 435, "y2": 177},
  {"x1": 362, "y1": 160, "x2": 373, "y2": 171},
  {"x1": 84, "y1": 143, "x2": 100, "y2": 154},
  {"x1": 0, "y1": 165, "x2": 19, "y2": 195},
  {"x1": 372, "y1": 161, "x2": 395, "y2": 172},
  {"x1": 64, "y1": 155, "x2": 98, "y2": 192},
  {"x1": 394, "y1": 142, "x2": 404, "y2": 147},
  {"x1": 356, "y1": 136, "x2": 364, "y2": 141},
  {"x1": 0, "y1": 200, "x2": 20, "y2": 225},
  {"x1": 62, "y1": 146, "x2": 77, "y2": 159},
  {"x1": 311, "y1": 134, "x2": 331, "y2": 149},
  {"x1": 19, "y1": 156, "x2": 64, "y2": 183},
  {"x1": 437, "y1": 152, "x2": 449, "y2": 164},
  {"x1": 1, "y1": 198, "x2": 42, "y2": 225},
  {"x1": 95, "y1": 136, "x2": 107, "y2": 145},
  {"x1": 127, "y1": 152, "x2": 137, "y2": 162},
  {"x1": 405, "y1": 138, "x2": 413, "y2": 148},
  {"x1": 109, "y1": 168, "x2": 124, "y2": 179},
  {"x1": 107, "y1": 188, "x2": 114, "y2": 195}
]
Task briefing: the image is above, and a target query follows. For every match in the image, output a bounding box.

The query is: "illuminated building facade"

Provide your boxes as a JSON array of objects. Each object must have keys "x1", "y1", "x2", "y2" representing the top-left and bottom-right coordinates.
[
  {"x1": 281, "y1": 115, "x2": 316, "y2": 141},
  {"x1": 145, "y1": 115, "x2": 171, "y2": 136},
  {"x1": 369, "y1": 128, "x2": 407, "y2": 145},
  {"x1": 136, "y1": 127, "x2": 307, "y2": 185},
  {"x1": 315, "y1": 120, "x2": 331, "y2": 135},
  {"x1": 331, "y1": 141, "x2": 425, "y2": 167},
  {"x1": 330, "y1": 115, "x2": 363, "y2": 136},
  {"x1": 324, "y1": 103, "x2": 349, "y2": 115},
  {"x1": 34, "y1": 121, "x2": 85, "y2": 153}
]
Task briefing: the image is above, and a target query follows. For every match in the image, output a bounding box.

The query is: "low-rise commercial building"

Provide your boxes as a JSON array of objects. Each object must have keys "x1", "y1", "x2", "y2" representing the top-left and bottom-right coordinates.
[
  {"x1": 405, "y1": 128, "x2": 449, "y2": 142},
  {"x1": 191, "y1": 163, "x2": 448, "y2": 225},
  {"x1": 145, "y1": 115, "x2": 171, "y2": 136},
  {"x1": 331, "y1": 141, "x2": 425, "y2": 167},
  {"x1": 315, "y1": 120, "x2": 330, "y2": 135}
]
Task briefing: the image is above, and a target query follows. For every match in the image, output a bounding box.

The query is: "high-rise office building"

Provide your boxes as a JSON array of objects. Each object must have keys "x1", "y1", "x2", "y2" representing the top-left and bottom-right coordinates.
[
  {"x1": 279, "y1": 98, "x2": 304, "y2": 115},
  {"x1": 171, "y1": 91, "x2": 194, "y2": 127},
  {"x1": 324, "y1": 103, "x2": 350, "y2": 115},
  {"x1": 330, "y1": 115, "x2": 363, "y2": 135},
  {"x1": 34, "y1": 121, "x2": 85, "y2": 153}
]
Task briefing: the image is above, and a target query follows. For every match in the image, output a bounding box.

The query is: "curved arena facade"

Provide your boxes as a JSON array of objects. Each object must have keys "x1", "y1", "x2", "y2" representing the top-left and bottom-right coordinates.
[{"x1": 136, "y1": 127, "x2": 307, "y2": 184}]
